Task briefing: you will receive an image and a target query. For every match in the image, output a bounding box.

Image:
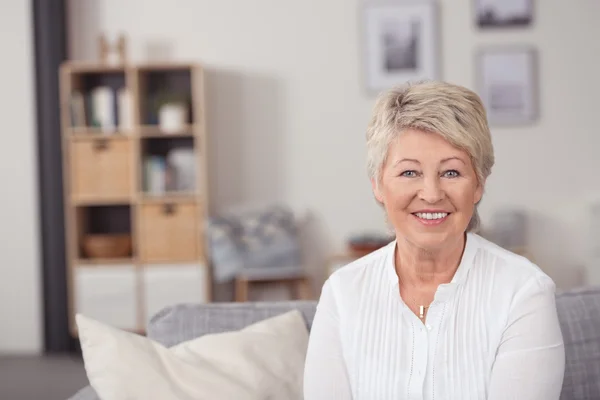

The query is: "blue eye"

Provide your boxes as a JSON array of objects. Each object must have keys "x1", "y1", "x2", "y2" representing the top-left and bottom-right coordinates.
[
  {"x1": 444, "y1": 170, "x2": 460, "y2": 178},
  {"x1": 400, "y1": 170, "x2": 418, "y2": 178}
]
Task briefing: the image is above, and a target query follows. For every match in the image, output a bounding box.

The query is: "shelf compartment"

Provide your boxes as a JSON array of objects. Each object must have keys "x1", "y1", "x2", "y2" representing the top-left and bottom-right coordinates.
[
  {"x1": 76, "y1": 205, "x2": 134, "y2": 261},
  {"x1": 142, "y1": 264, "x2": 208, "y2": 324},
  {"x1": 74, "y1": 265, "x2": 138, "y2": 331},
  {"x1": 137, "y1": 68, "x2": 194, "y2": 126},
  {"x1": 65, "y1": 68, "x2": 132, "y2": 133},
  {"x1": 138, "y1": 202, "x2": 200, "y2": 263},
  {"x1": 141, "y1": 137, "x2": 196, "y2": 195},
  {"x1": 70, "y1": 137, "x2": 134, "y2": 201}
]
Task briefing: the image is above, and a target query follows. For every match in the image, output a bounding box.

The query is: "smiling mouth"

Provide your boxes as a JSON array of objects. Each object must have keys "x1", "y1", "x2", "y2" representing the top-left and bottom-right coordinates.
[{"x1": 412, "y1": 212, "x2": 450, "y2": 221}]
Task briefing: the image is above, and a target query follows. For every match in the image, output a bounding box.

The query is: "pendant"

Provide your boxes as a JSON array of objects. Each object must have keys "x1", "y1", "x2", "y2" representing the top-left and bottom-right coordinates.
[{"x1": 419, "y1": 305, "x2": 424, "y2": 319}]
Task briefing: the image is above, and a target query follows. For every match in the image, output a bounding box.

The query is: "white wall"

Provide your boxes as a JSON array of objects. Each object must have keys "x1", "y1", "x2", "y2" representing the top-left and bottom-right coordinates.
[
  {"x1": 69, "y1": 0, "x2": 600, "y2": 289},
  {"x1": 0, "y1": 0, "x2": 42, "y2": 353}
]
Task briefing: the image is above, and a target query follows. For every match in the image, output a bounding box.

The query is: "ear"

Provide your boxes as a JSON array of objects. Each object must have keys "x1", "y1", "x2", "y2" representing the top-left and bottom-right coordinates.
[
  {"x1": 474, "y1": 180, "x2": 485, "y2": 205},
  {"x1": 371, "y1": 178, "x2": 384, "y2": 203}
]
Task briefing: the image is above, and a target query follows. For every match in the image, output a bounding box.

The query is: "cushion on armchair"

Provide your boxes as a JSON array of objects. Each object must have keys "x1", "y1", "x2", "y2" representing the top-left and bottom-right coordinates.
[{"x1": 207, "y1": 205, "x2": 302, "y2": 283}]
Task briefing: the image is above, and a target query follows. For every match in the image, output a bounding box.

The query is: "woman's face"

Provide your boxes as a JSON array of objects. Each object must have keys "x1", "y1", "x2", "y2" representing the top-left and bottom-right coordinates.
[{"x1": 372, "y1": 129, "x2": 483, "y2": 252}]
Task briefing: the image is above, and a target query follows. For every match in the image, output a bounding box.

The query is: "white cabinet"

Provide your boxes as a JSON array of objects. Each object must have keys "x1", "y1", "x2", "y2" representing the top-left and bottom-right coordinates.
[
  {"x1": 142, "y1": 264, "x2": 208, "y2": 326},
  {"x1": 74, "y1": 265, "x2": 138, "y2": 331}
]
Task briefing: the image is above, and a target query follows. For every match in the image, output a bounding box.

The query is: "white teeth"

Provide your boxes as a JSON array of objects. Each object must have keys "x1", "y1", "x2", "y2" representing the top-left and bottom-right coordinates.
[{"x1": 415, "y1": 212, "x2": 448, "y2": 220}]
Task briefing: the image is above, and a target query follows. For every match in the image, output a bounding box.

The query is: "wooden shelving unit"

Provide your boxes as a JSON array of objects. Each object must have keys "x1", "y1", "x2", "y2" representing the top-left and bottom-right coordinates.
[
  {"x1": 139, "y1": 124, "x2": 196, "y2": 137},
  {"x1": 59, "y1": 61, "x2": 211, "y2": 335}
]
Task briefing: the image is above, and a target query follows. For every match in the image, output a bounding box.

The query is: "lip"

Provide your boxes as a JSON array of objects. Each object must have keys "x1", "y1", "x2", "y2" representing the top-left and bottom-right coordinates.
[{"x1": 411, "y1": 210, "x2": 451, "y2": 226}]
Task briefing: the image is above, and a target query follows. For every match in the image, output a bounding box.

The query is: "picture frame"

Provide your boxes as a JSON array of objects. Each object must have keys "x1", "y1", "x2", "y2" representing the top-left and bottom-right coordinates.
[
  {"x1": 475, "y1": 0, "x2": 534, "y2": 29},
  {"x1": 362, "y1": 2, "x2": 439, "y2": 94},
  {"x1": 476, "y1": 46, "x2": 539, "y2": 126}
]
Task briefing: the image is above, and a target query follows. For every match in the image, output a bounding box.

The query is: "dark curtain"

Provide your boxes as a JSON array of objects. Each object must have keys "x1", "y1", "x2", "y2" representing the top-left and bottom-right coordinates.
[{"x1": 32, "y1": 0, "x2": 75, "y2": 353}]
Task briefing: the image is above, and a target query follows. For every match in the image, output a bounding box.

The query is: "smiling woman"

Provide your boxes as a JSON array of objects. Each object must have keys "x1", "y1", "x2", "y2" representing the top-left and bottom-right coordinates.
[
  {"x1": 374, "y1": 129, "x2": 484, "y2": 253},
  {"x1": 304, "y1": 81, "x2": 565, "y2": 400}
]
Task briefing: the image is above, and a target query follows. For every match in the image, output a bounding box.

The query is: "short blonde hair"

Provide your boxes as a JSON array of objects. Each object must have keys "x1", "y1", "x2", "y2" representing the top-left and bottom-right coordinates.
[{"x1": 366, "y1": 81, "x2": 494, "y2": 232}]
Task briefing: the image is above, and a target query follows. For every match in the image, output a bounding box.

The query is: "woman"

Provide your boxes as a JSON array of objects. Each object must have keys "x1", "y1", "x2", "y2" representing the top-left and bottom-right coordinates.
[{"x1": 303, "y1": 81, "x2": 565, "y2": 399}]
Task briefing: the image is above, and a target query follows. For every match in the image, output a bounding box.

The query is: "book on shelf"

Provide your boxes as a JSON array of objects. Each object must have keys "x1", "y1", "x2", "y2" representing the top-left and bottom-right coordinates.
[
  {"x1": 144, "y1": 156, "x2": 167, "y2": 195},
  {"x1": 117, "y1": 88, "x2": 134, "y2": 131},
  {"x1": 69, "y1": 91, "x2": 86, "y2": 128},
  {"x1": 91, "y1": 86, "x2": 116, "y2": 133},
  {"x1": 69, "y1": 87, "x2": 133, "y2": 134},
  {"x1": 143, "y1": 150, "x2": 197, "y2": 195}
]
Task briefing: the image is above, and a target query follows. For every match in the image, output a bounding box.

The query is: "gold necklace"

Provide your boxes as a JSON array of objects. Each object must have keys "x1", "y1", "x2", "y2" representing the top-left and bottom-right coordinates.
[
  {"x1": 398, "y1": 276, "x2": 431, "y2": 320},
  {"x1": 417, "y1": 305, "x2": 429, "y2": 320}
]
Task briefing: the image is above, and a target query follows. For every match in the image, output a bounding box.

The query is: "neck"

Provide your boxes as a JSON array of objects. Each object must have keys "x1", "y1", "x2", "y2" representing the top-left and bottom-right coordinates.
[{"x1": 395, "y1": 233, "x2": 466, "y2": 285}]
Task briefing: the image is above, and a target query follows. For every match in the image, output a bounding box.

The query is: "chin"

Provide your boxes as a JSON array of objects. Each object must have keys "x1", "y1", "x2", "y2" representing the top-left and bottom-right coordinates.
[{"x1": 404, "y1": 230, "x2": 453, "y2": 252}]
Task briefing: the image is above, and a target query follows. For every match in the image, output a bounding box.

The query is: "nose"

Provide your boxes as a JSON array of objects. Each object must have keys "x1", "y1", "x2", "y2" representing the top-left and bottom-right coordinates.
[{"x1": 418, "y1": 176, "x2": 445, "y2": 204}]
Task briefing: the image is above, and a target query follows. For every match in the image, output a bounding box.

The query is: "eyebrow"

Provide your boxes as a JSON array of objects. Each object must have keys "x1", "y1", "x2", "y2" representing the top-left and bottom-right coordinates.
[
  {"x1": 441, "y1": 157, "x2": 466, "y2": 165},
  {"x1": 392, "y1": 156, "x2": 466, "y2": 167},
  {"x1": 393, "y1": 158, "x2": 420, "y2": 166}
]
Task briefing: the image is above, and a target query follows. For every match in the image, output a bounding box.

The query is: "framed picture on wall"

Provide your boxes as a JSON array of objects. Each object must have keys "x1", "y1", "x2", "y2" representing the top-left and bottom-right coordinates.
[
  {"x1": 362, "y1": 2, "x2": 439, "y2": 94},
  {"x1": 476, "y1": 0, "x2": 534, "y2": 28},
  {"x1": 476, "y1": 47, "x2": 539, "y2": 126}
]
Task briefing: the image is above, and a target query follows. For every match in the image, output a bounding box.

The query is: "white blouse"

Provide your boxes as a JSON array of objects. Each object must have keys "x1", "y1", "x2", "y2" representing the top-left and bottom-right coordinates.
[{"x1": 304, "y1": 233, "x2": 565, "y2": 400}]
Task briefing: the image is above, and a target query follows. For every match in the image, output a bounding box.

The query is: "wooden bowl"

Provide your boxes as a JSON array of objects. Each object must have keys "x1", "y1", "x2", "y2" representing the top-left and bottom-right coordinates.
[{"x1": 82, "y1": 234, "x2": 132, "y2": 259}]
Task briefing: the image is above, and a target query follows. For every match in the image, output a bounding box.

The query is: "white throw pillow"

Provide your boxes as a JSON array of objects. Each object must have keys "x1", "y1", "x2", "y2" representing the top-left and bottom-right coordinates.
[{"x1": 76, "y1": 310, "x2": 309, "y2": 400}]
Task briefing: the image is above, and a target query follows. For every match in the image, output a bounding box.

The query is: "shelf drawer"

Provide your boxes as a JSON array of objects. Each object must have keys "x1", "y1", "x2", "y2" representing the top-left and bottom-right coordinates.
[
  {"x1": 70, "y1": 138, "x2": 133, "y2": 201},
  {"x1": 139, "y1": 202, "x2": 200, "y2": 262},
  {"x1": 73, "y1": 265, "x2": 138, "y2": 331},
  {"x1": 142, "y1": 264, "x2": 208, "y2": 325}
]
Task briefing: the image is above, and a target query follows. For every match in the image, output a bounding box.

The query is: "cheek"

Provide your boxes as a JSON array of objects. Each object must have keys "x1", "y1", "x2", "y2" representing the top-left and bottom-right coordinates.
[
  {"x1": 381, "y1": 180, "x2": 414, "y2": 205},
  {"x1": 447, "y1": 181, "x2": 480, "y2": 207}
]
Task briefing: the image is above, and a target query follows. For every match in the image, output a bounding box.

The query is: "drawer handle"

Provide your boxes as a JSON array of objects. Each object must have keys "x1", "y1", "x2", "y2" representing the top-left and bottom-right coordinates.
[
  {"x1": 163, "y1": 203, "x2": 176, "y2": 215},
  {"x1": 94, "y1": 138, "x2": 109, "y2": 151}
]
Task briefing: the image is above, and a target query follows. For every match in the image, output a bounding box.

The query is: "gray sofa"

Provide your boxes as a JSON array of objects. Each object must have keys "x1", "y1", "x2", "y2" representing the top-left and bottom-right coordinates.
[{"x1": 69, "y1": 287, "x2": 600, "y2": 400}]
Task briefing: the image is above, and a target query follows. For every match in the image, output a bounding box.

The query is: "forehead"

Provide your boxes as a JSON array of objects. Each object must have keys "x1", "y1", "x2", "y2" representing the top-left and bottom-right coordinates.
[{"x1": 389, "y1": 129, "x2": 468, "y2": 160}]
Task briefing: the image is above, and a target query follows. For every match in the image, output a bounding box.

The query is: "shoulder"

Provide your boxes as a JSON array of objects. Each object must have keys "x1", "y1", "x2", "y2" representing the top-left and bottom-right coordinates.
[
  {"x1": 329, "y1": 241, "x2": 393, "y2": 282},
  {"x1": 461, "y1": 235, "x2": 559, "y2": 336},
  {"x1": 469, "y1": 233, "x2": 556, "y2": 298},
  {"x1": 322, "y1": 241, "x2": 394, "y2": 304}
]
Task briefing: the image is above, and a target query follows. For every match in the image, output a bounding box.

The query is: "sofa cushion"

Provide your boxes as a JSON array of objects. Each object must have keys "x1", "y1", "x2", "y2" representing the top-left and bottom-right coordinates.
[
  {"x1": 147, "y1": 300, "x2": 317, "y2": 348},
  {"x1": 76, "y1": 310, "x2": 308, "y2": 400},
  {"x1": 556, "y1": 287, "x2": 600, "y2": 400}
]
